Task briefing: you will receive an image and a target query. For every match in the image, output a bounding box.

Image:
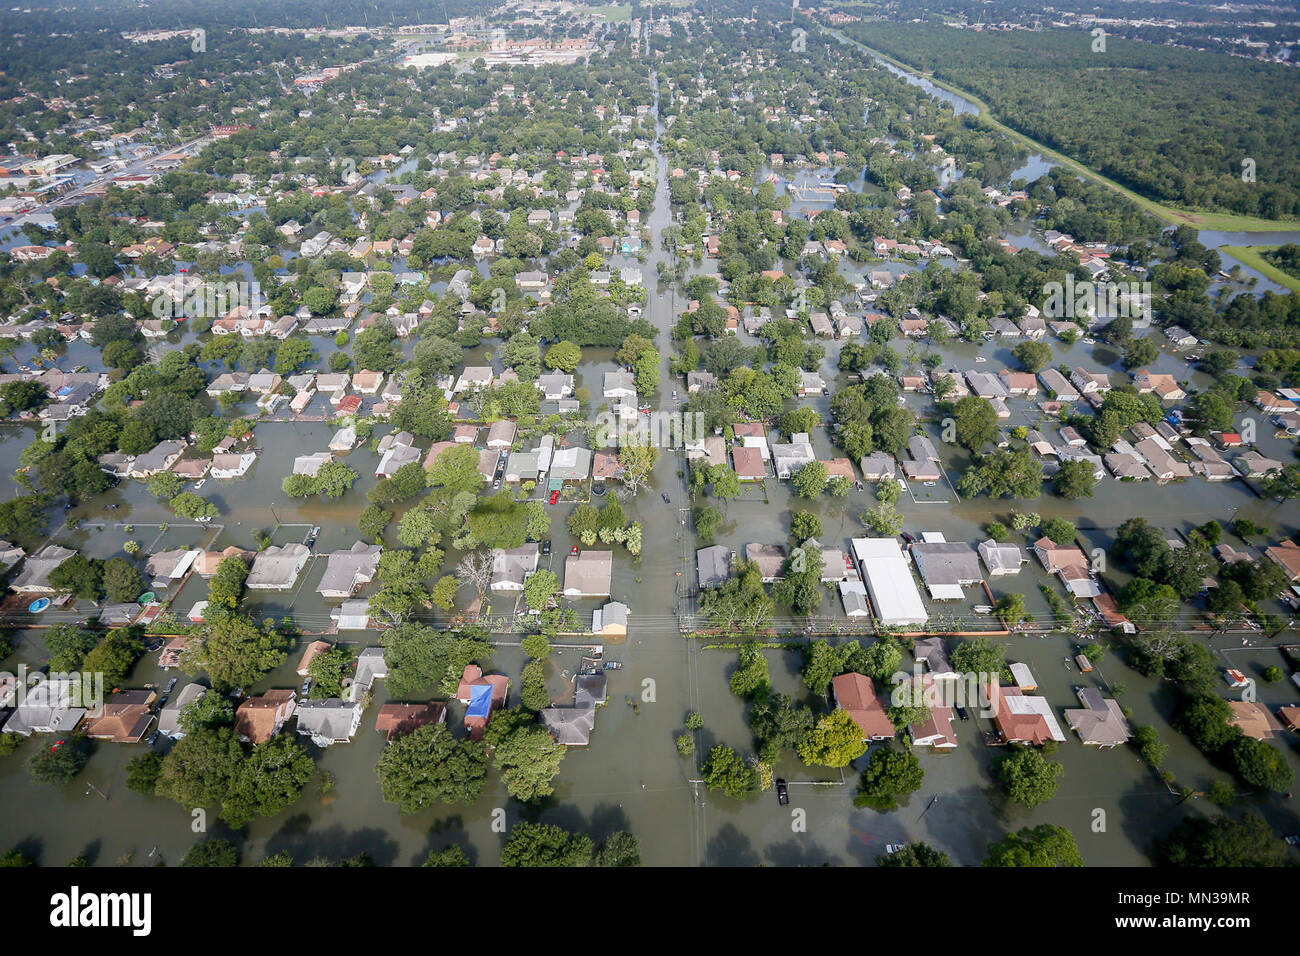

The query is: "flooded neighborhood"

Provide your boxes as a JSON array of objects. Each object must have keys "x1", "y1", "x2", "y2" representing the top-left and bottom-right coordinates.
[{"x1": 0, "y1": 0, "x2": 1297, "y2": 884}]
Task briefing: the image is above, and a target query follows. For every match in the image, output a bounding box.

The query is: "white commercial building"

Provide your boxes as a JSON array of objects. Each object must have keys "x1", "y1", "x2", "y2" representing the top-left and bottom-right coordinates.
[{"x1": 850, "y1": 538, "x2": 928, "y2": 627}]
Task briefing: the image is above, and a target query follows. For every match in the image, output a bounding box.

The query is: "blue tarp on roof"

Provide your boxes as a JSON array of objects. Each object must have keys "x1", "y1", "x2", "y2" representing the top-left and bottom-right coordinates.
[{"x1": 466, "y1": 682, "x2": 493, "y2": 719}]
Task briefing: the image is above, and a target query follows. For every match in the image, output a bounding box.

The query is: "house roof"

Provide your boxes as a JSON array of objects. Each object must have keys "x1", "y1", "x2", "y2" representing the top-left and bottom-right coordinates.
[
  {"x1": 316, "y1": 541, "x2": 381, "y2": 596},
  {"x1": 831, "y1": 672, "x2": 894, "y2": 739},
  {"x1": 233, "y1": 689, "x2": 296, "y2": 743},
  {"x1": 1064, "y1": 689, "x2": 1132, "y2": 746},
  {"x1": 540, "y1": 705, "x2": 596, "y2": 745},
  {"x1": 375, "y1": 702, "x2": 446, "y2": 739},
  {"x1": 1227, "y1": 700, "x2": 1283, "y2": 740},
  {"x1": 564, "y1": 550, "x2": 613, "y2": 597}
]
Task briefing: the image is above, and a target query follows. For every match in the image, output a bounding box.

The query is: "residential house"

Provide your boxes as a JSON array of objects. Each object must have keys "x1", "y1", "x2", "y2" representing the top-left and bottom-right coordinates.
[
  {"x1": 830, "y1": 672, "x2": 894, "y2": 741},
  {"x1": 295, "y1": 698, "x2": 364, "y2": 746},
  {"x1": 10, "y1": 544, "x2": 77, "y2": 593},
  {"x1": 316, "y1": 542, "x2": 381, "y2": 598},
  {"x1": 563, "y1": 550, "x2": 613, "y2": 598},
  {"x1": 375, "y1": 702, "x2": 446, "y2": 740},
  {"x1": 84, "y1": 689, "x2": 157, "y2": 743},
  {"x1": 490, "y1": 543, "x2": 539, "y2": 592},
  {"x1": 246, "y1": 543, "x2": 311, "y2": 590},
  {"x1": 233, "y1": 690, "x2": 297, "y2": 744}
]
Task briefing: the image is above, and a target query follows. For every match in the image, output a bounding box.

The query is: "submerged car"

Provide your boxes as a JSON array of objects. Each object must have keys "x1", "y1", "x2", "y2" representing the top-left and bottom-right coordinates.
[{"x1": 775, "y1": 778, "x2": 789, "y2": 805}]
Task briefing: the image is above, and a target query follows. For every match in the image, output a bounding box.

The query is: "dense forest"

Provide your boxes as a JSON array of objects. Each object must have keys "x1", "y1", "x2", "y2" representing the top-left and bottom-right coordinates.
[{"x1": 846, "y1": 21, "x2": 1300, "y2": 220}]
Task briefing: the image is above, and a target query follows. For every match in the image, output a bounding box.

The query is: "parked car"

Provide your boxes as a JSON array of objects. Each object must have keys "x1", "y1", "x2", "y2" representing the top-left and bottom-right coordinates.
[
  {"x1": 549, "y1": 490, "x2": 560, "y2": 505},
  {"x1": 884, "y1": 843, "x2": 908, "y2": 855},
  {"x1": 541, "y1": 540, "x2": 551, "y2": 555},
  {"x1": 775, "y1": 778, "x2": 789, "y2": 805},
  {"x1": 570, "y1": 545, "x2": 579, "y2": 556},
  {"x1": 954, "y1": 704, "x2": 970, "y2": 721},
  {"x1": 1285, "y1": 834, "x2": 1300, "y2": 846}
]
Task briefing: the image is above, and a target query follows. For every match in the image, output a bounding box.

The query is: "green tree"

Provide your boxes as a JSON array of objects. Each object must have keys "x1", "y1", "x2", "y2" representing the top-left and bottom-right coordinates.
[
  {"x1": 878, "y1": 842, "x2": 951, "y2": 866},
  {"x1": 994, "y1": 747, "x2": 1064, "y2": 809},
  {"x1": 1052, "y1": 460, "x2": 1097, "y2": 499},
  {"x1": 181, "y1": 839, "x2": 240, "y2": 867},
  {"x1": 984, "y1": 825, "x2": 1083, "y2": 867},
  {"x1": 523, "y1": 568, "x2": 560, "y2": 612},
  {"x1": 377, "y1": 723, "x2": 488, "y2": 812},
  {"x1": 854, "y1": 743, "x2": 925, "y2": 811},
  {"x1": 700, "y1": 744, "x2": 760, "y2": 798},
  {"x1": 500, "y1": 823, "x2": 594, "y2": 867},
  {"x1": 183, "y1": 615, "x2": 292, "y2": 692},
  {"x1": 798, "y1": 708, "x2": 870, "y2": 767},
  {"x1": 495, "y1": 726, "x2": 566, "y2": 802}
]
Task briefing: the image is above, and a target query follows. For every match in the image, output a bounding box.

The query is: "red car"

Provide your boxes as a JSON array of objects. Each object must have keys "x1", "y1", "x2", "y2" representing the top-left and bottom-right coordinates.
[
  {"x1": 570, "y1": 545, "x2": 579, "y2": 556},
  {"x1": 548, "y1": 490, "x2": 560, "y2": 505}
]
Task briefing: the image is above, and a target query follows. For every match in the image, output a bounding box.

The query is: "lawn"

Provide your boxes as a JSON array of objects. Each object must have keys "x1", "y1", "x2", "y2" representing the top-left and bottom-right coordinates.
[{"x1": 1219, "y1": 245, "x2": 1300, "y2": 293}]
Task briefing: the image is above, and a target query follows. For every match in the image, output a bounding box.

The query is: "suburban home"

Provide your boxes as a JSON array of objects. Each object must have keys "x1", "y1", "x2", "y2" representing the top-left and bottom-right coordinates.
[
  {"x1": 911, "y1": 540, "x2": 983, "y2": 600},
  {"x1": 348, "y1": 647, "x2": 389, "y2": 702},
  {"x1": 486, "y1": 420, "x2": 516, "y2": 449},
  {"x1": 977, "y1": 539, "x2": 1026, "y2": 576},
  {"x1": 129, "y1": 440, "x2": 186, "y2": 478},
  {"x1": 1265, "y1": 540, "x2": 1300, "y2": 583},
  {"x1": 858, "y1": 452, "x2": 896, "y2": 482},
  {"x1": 490, "y1": 543, "x2": 539, "y2": 592},
  {"x1": 537, "y1": 372, "x2": 574, "y2": 400},
  {"x1": 211, "y1": 451, "x2": 257, "y2": 478},
  {"x1": 603, "y1": 370, "x2": 637, "y2": 400},
  {"x1": 732, "y1": 446, "x2": 766, "y2": 481},
  {"x1": 144, "y1": 548, "x2": 200, "y2": 589},
  {"x1": 902, "y1": 676, "x2": 957, "y2": 749},
  {"x1": 1, "y1": 677, "x2": 87, "y2": 735},
  {"x1": 686, "y1": 370, "x2": 717, "y2": 393},
  {"x1": 592, "y1": 600, "x2": 629, "y2": 637},
  {"x1": 697, "y1": 545, "x2": 732, "y2": 589},
  {"x1": 457, "y1": 664, "x2": 510, "y2": 740},
  {"x1": 986, "y1": 682, "x2": 1066, "y2": 745},
  {"x1": 297, "y1": 641, "x2": 333, "y2": 677},
  {"x1": 157, "y1": 684, "x2": 206, "y2": 739},
  {"x1": 1227, "y1": 701, "x2": 1283, "y2": 740},
  {"x1": 830, "y1": 672, "x2": 894, "y2": 741},
  {"x1": 1132, "y1": 369, "x2": 1185, "y2": 402},
  {"x1": 913, "y1": 637, "x2": 959, "y2": 682},
  {"x1": 540, "y1": 705, "x2": 597, "y2": 745},
  {"x1": 1032, "y1": 536, "x2": 1101, "y2": 598},
  {"x1": 563, "y1": 550, "x2": 613, "y2": 598},
  {"x1": 745, "y1": 543, "x2": 787, "y2": 583},
  {"x1": 295, "y1": 698, "x2": 364, "y2": 746},
  {"x1": 233, "y1": 690, "x2": 297, "y2": 744},
  {"x1": 1064, "y1": 688, "x2": 1132, "y2": 748},
  {"x1": 84, "y1": 689, "x2": 157, "y2": 743},
  {"x1": 316, "y1": 542, "x2": 382, "y2": 598},
  {"x1": 10, "y1": 544, "x2": 77, "y2": 593},
  {"x1": 293, "y1": 451, "x2": 334, "y2": 476},
  {"x1": 246, "y1": 543, "x2": 312, "y2": 591},
  {"x1": 375, "y1": 702, "x2": 446, "y2": 740}
]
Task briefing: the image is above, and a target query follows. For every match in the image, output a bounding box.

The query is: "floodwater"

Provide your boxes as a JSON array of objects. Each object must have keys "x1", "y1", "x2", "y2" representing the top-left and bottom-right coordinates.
[{"x1": 0, "y1": 64, "x2": 1298, "y2": 868}]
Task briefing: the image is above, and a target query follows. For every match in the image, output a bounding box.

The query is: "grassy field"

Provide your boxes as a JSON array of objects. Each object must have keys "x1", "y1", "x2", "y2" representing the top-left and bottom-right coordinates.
[
  {"x1": 1220, "y1": 245, "x2": 1300, "y2": 293},
  {"x1": 834, "y1": 31, "x2": 1300, "y2": 235},
  {"x1": 587, "y1": 4, "x2": 633, "y2": 21}
]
